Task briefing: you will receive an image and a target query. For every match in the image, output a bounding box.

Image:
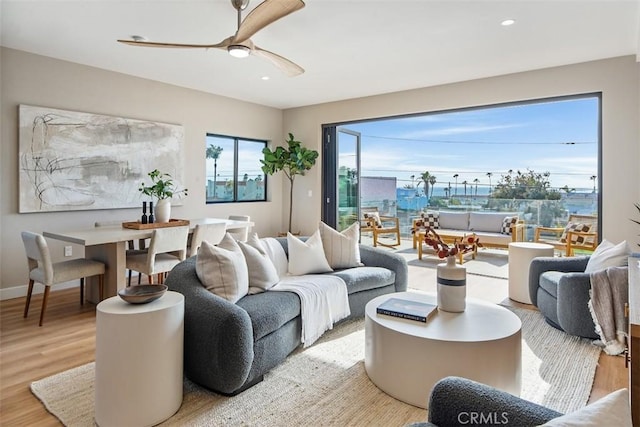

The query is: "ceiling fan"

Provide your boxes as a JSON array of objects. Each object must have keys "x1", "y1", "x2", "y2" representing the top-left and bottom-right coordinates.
[{"x1": 117, "y1": 0, "x2": 305, "y2": 77}]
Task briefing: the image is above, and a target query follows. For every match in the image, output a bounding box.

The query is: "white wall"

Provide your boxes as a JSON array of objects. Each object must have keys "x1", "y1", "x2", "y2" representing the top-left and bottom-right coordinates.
[
  {"x1": 283, "y1": 56, "x2": 640, "y2": 246},
  {"x1": 0, "y1": 47, "x2": 286, "y2": 296}
]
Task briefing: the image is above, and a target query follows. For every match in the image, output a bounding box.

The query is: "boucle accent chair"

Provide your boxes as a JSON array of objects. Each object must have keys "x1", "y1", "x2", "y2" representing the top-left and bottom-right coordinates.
[
  {"x1": 408, "y1": 376, "x2": 562, "y2": 427},
  {"x1": 528, "y1": 256, "x2": 598, "y2": 339},
  {"x1": 165, "y1": 238, "x2": 408, "y2": 395}
]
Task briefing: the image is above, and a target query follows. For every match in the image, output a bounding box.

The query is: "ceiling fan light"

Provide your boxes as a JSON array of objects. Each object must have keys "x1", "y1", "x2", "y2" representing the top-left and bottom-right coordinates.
[{"x1": 228, "y1": 45, "x2": 250, "y2": 58}]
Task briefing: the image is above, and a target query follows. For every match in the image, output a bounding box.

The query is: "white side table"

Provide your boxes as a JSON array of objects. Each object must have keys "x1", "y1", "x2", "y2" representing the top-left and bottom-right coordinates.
[
  {"x1": 95, "y1": 291, "x2": 184, "y2": 427},
  {"x1": 508, "y1": 242, "x2": 555, "y2": 304}
]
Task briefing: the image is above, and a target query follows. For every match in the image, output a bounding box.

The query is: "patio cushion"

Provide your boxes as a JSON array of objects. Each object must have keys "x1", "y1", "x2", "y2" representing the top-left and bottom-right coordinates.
[
  {"x1": 501, "y1": 216, "x2": 518, "y2": 235},
  {"x1": 559, "y1": 222, "x2": 591, "y2": 243},
  {"x1": 469, "y1": 212, "x2": 519, "y2": 233},
  {"x1": 438, "y1": 212, "x2": 469, "y2": 230},
  {"x1": 420, "y1": 211, "x2": 440, "y2": 228}
]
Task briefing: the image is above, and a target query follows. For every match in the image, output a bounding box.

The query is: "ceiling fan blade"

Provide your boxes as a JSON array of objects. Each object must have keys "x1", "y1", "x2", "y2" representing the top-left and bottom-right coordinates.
[
  {"x1": 233, "y1": 0, "x2": 305, "y2": 43},
  {"x1": 253, "y1": 45, "x2": 304, "y2": 77},
  {"x1": 117, "y1": 37, "x2": 232, "y2": 49}
]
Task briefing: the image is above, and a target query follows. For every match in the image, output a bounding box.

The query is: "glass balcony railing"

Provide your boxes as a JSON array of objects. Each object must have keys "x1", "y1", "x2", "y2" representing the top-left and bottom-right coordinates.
[{"x1": 342, "y1": 194, "x2": 598, "y2": 241}]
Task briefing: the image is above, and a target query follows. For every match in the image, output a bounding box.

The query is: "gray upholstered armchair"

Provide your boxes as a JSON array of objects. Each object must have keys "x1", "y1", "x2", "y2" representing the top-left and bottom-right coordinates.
[
  {"x1": 528, "y1": 256, "x2": 598, "y2": 339},
  {"x1": 408, "y1": 376, "x2": 562, "y2": 427}
]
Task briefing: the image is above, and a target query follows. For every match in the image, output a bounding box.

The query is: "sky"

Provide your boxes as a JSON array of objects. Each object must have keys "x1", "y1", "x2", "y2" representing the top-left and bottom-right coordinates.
[{"x1": 340, "y1": 95, "x2": 599, "y2": 195}]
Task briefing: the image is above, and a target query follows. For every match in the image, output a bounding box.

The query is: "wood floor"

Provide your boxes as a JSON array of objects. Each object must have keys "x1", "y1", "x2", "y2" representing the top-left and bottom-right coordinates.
[{"x1": 0, "y1": 285, "x2": 629, "y2": 426}]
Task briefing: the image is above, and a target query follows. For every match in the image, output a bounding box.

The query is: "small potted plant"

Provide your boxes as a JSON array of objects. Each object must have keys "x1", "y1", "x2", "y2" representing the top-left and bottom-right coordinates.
[{"x1": 139, "y1": 169, "x2": 188, "y2": 223}]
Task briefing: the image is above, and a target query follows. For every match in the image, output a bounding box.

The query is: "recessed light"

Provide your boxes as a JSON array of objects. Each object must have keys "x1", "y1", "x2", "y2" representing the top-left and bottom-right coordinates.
[
  {"x1": 261, "y1": 76, "x2": 270, "y2": 81},
  {"x1": 501, "y1": 19, "x2": 516, "y2": 26}
]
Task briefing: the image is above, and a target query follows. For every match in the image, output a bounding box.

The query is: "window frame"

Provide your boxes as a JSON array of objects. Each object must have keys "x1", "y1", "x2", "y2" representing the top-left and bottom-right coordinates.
[{"x1": 205, "y1": 133, "x2": 268, "y2": 204}]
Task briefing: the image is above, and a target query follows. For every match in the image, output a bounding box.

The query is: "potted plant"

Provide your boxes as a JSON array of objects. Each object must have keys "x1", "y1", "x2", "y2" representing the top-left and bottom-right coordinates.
[
  {"x1": 261, "y1": 133, "x2": 318, "y2": 233},
  {"x1": 138, "y1": 169, "x2": 188, "y2": 223}
]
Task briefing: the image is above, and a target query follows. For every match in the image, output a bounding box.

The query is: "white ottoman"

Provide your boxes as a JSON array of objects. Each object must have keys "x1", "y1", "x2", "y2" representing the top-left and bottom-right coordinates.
[
  {"x1": 95, "y1": 291, "x2": 184, "y2": 427},
  {"x1": 508, "y1": 242, "x2": 555, "y2": 304}
]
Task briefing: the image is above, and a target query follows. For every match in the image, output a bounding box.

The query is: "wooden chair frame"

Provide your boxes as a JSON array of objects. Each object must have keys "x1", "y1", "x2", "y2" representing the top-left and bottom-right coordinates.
[
  {"x1": 360, "y1": 207, "x2": 401, "y2": 248},
  {"x1": 534, "y1": 214, "x2": 598, "y2": 256}
]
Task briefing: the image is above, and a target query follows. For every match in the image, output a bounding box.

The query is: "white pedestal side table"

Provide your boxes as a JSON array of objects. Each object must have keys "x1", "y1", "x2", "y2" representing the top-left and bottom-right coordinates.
[
  {"x1": 365, "y1": 292, "x2": 521, "y2": 409},
  {"x1": 95, "y1": 291, "x2": 184, "y2": 427},
  {"x1": 508, "y1": 242, "x2": 555, "y2": 304}
]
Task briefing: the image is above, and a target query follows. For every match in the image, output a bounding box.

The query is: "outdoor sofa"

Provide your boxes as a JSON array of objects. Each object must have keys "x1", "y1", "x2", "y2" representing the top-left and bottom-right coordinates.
[{"x1": 413, "y1": 211, "x2": 525, "y2": 262}]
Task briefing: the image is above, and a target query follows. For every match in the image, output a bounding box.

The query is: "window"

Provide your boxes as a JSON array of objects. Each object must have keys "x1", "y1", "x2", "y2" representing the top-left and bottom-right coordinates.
[
  {"x1": 205, "y1": 134, "x2": 267, "y2": 203},
  {"x1": 323, "y1": 94, "x2": 601, "y2": 238}
]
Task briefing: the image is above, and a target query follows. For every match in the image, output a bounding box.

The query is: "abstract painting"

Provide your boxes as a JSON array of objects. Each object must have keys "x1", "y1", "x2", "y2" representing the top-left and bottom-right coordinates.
[{"x1": 19, "y1": 105, "x2": 185, "y2": 213}]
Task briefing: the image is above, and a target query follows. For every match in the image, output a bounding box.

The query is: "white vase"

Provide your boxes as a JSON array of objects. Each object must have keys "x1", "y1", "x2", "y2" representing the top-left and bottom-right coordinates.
[
  {"x1": 154, "y1": 199, "x2": 171, "y2": 223},
  {"x1": 436, "y1": 255, "x2": 466, "y2": 312}
]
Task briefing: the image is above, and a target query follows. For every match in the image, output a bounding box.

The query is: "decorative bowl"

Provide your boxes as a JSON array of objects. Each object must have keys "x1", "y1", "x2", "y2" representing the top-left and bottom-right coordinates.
[{"x1": 118, "y1": 284, "x2": 168, "y2": 304}]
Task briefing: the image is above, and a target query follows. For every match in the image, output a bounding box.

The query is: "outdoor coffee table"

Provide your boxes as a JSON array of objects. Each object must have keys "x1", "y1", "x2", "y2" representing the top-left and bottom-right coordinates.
[
  {"x1": 416, "y1": 230, "x2": 477, "y2": 264},
  {"x1": 364, "y1": 291, "x2": 522, "y2": 408}
]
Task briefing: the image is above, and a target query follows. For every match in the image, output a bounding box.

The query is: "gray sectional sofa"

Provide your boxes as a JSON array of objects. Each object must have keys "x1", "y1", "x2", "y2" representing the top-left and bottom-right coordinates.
[{"x1": 165, "y1": 237, "x2": 408, "y2": 395}]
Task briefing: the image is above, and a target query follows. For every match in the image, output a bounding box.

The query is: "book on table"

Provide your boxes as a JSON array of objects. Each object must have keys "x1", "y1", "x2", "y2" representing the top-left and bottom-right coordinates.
[{"x1": 376, "y1": 297, "x2": 437, "y2": 323}]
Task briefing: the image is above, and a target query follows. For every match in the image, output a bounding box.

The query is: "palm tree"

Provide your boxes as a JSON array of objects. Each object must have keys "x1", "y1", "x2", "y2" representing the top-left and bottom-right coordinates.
[
  {"x1": 486, "y1": 172, "x2": 493, "y2": 195},
  {"x1": 590, "y1": 175, "x2": 597, "y2": 193},
  {"x1": 473, "y1": 178, "x2": 479, "y2": 197},
  {"x1": 453, "y1": 174, "x2": 459, "y2": 196},
  {"x1": 206, "y1": 145, "x2": 223, "y2": 198},
  {"x1": 429, "y1": 175, "x2": 437, "y2": 198},
  {"x1": 420, "y1": 171, "x2": 431, "y2": 198},
  {"x1": 462, "y1": 180, "x2": 468, "y2": 198}
]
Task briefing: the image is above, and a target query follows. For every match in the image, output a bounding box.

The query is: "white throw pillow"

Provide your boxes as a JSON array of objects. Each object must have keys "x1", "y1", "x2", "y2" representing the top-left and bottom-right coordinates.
[
  {"x1": 540, "y1": 388, "x2": 632, "y2": 427},
  {"x1": 195, "y1": 233, "x2": 248, "y2": 303},
  {"x1": 259, "y1": 236, "x2": 290, "y2": 279},
  {"x1": 287, "y1": 230, "x2": 333, "y2": 275},
  {"x1": 584, "y1": 239, "x2": 630, "y2": 273},
  {"x1": 238, "y1": 240, "x2": 280, "y2": 294},
  {"x1": 319, "y1": 221, "x2": 362, "y2": 269}
]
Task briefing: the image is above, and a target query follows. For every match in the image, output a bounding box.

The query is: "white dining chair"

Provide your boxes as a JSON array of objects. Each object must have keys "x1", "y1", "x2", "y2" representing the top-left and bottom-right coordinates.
[
  {"x1": 21, "y1": 231, "x2": 106, "y2": 326},
  {"x1": 94, "y1": 220, "x2": 147, "y2": 285},
  {"x1": 188, "y1": 222, "x2": 227, "y2": 257},
  {"x1": 228, "y1": 215, "x2": 251, "y2": 242},
  {"x1": 126, "y1": 226, "x2": 189, "y2": 285}
]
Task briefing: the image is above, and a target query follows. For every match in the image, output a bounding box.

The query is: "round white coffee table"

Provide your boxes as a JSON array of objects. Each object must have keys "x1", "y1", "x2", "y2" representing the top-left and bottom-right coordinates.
[
  {"x1": 95, "y1": 291, "x2": 184, "y2": 427},
  {"x1": 364, "y1": 292, "x2": 521, "y2": 409},
  {"x1": 508, "y1": 242, "x2": 555, "y2": 304}
]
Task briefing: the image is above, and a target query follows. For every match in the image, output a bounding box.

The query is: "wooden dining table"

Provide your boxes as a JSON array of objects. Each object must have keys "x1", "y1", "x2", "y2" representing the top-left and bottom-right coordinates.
[{"x1": 43, "y1": 218, "x2": 254, "y2": 302}]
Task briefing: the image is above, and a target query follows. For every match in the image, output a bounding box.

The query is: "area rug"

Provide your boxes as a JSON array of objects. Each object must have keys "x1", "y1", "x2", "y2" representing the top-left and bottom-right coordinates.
[{"x1": 31, "y1": 307, "x2": 600, "y2": 426}]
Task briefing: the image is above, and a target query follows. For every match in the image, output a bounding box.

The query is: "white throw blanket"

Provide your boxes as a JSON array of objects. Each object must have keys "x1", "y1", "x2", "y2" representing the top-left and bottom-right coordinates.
[
  {"x1": 272, "y1": 274, "x2": 350, "y2": 347},
  {"x1": 588, "y1": 266, "x2": 629, "y2": 355}
]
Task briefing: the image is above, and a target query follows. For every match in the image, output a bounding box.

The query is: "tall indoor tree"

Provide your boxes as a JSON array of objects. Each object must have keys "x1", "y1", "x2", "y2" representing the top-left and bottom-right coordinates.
[{"x1": 261, "y1": 133, "x2": 319, "y2": 233}]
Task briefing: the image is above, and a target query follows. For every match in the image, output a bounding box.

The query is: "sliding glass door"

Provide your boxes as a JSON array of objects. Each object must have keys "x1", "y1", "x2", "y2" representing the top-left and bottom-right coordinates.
[{"x1": 337, "y1": 128, "x2": 361, "y2": 231}]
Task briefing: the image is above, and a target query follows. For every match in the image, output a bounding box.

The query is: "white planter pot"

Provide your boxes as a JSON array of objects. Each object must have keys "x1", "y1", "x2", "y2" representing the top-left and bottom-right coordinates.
[
  {"x1": 436, "y1": 255, "x2": 466, "y2": 312},
  {"x1": 154, "y1": 199, "x2": 171, "y2": 223}
]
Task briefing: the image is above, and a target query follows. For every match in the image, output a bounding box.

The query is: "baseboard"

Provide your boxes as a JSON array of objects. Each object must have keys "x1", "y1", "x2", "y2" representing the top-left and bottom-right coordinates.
[{"x1": 0, "y1": 281, "x2": 79, "y2": 301}]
